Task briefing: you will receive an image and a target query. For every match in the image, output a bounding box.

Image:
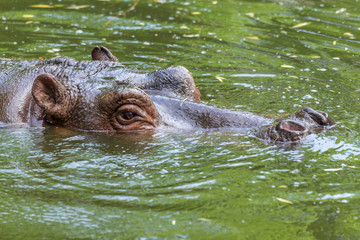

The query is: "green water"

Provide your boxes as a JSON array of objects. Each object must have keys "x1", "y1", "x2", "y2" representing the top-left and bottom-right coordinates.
[{"x1": 1, "y1": 0, "x2": 360, "y2": 239}]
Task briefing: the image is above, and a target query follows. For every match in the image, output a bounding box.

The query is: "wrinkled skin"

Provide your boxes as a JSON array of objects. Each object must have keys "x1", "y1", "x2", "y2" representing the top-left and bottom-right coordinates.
[{"x1": 0, "y1": 46, "x2": 335, "y2": 142}]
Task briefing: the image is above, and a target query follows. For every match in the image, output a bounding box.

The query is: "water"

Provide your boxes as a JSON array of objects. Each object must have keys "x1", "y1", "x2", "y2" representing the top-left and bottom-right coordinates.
[{"x1": 0, "y1": 0, "x2": 360, "y2": 239}]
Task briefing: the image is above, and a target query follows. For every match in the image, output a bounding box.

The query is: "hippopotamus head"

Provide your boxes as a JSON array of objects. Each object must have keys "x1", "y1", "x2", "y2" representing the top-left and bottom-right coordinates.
[
  {"x1": 28, "y1": 46, "x2": 334, "y2": 142},
  {"x1": 30, "y1": 46, "x2": 203, "y2": 131}
]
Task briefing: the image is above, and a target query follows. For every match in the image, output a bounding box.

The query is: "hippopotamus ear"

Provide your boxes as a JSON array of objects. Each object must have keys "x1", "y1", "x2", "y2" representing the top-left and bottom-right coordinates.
[
  {"x1": 92, "y1": 46, "x2": 118, "y2": 62},
  {"x1": 31, "y1": 73, "x2": 74, "y2": 121}
]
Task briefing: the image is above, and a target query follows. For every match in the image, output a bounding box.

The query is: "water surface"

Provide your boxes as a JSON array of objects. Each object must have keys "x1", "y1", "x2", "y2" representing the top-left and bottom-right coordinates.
[{"x1": 1, "y1": 0, "x2": 360, "y2": 239}]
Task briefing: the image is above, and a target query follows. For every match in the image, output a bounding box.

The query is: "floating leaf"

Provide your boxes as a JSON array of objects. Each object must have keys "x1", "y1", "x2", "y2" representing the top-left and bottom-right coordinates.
[
  {"x1": 324, "y1": 168, "x2": 343, "y2": 172},
  {"x1": 215, "y1": 75, "x2": 225, "y2": 83},
  {"x1": 30, "y1": 4, "x2": 54, "y2": 8},
  {"x1": 278, "y1": 185, "x2": 288, "y2": 188},
  {"x1": 335, "y1": 8, "x2": 346, "y2": 14},
  {"x1": 191, "y1": 11, "x2": 201, "y2": 15},
  {"x1": 180, "y1": 25, "x2": 188, "y2": 29},
  {"x1": 276, "y1": 197, "x2": 293, "y2": 204},
  {"x1": 348, "y1": 165, "x2": 360, "y2": 169},
  {"x1": 198, "y1": 218, "x2": 211, "y2": 222},
  {"x1": 183, "y1": 34, "x2": 200, "y2": 38},
  {"x1": 343, "y1": 32, "x2": 354, "y2": 37},
  {"x1": 281, "y1": 64, "x2": 294, "y2": 68},
  {"x1": 292, "y1": 22, "x2": 311, "y2": 29},
  {"x1": 47, "y1": 48, "x2": 60, "y2": 53},
  {"x1": 67, "y1": 5, "x2": 90, "y2": 10},
  {"x1": 246, "y1": 36, "x2": 259, "y2": 40},
  {"x1": 23, "y1": 14, "x2": 35, "y2": 18},
  {"x1": 245, "y1": 12, "x2": 254, "y2": 18},
  {"x1": 27, "y1": 21, "x2": 40, "y2": 24}
]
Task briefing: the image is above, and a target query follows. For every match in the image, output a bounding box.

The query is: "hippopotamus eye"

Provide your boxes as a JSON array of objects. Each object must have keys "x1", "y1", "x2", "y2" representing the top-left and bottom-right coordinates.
[
  {"x1": 122, "y1": 111, "x2": 135, "y2": 120},
  {"x1": 111, "y1": 104, "x2": 148, "y2": 128}
]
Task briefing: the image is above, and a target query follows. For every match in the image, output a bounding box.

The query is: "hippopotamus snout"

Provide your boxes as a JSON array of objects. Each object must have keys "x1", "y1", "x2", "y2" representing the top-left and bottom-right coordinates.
[{"x1": 255, "y1": 107, "x2": 335, "y2": 142}]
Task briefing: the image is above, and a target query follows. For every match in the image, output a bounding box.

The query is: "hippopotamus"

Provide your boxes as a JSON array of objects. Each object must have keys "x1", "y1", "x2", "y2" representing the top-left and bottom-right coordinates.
[{"x1": 0, "y1": 46, "x2": 335, "y2": 142}]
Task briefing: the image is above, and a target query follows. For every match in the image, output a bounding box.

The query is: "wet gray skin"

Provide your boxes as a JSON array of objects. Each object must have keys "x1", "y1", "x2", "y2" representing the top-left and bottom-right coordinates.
[{"x1": 0, "y1": 46, "x2": 335, "y2": 142}]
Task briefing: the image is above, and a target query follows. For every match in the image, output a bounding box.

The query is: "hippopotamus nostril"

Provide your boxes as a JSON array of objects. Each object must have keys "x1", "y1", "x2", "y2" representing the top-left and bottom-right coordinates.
[
  {"x1": 301, "y1": 107, "x2": 335, "y2": 126},
  {"x1": 278, "y1": 120, "x2": 307, "y2": 132}
]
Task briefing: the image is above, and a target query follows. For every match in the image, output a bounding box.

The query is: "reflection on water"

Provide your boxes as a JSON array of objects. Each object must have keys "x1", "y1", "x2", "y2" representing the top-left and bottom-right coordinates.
[{"x1": 0, "y1": 0, "x2": 360, "y2": 238}]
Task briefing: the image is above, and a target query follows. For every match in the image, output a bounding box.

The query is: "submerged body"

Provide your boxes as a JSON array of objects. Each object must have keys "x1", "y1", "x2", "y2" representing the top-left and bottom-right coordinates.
[{"x1": 0, "y1": 46, "x2": 335, "y2": 142}]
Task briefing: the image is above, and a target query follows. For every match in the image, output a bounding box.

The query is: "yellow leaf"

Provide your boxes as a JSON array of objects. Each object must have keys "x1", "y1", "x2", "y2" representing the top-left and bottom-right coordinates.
[
  {"x1": 245, "y1": 12, "x2": 254, "y2": 18},
  {"x1": 278, "y1": 185, "x2": 288, "y2": 188},
  {"x1": 25, "y1": 21, "x2": 40, "y2": 24},
  {"x1": 246, "y1": 36, "x2": 259, "y2": 40},
  {"x1": 276, "y1": 197, "x2": 293, "y2": 204},
  {"x1": 215, "y1": 75, "x2": 225, "y2": 83},
  {"x1": 30, "y1": 4, "x2": 54, "y2": 8},
  {"x1": 348, "y1": 165, "x2": 360, "y2": 169},
  {"x1": 198, "y1": 218, "x2": 211, "y2": 221},
  {"x1": 281, "y1": 64, "x2": 294, "y2": 68},
  {"x1": 67, "y1": 5, "x2": 90, "y2": 10},
  {"x1": 333, "y1": 41, "x2": 337, "y2": 45},
  {"x1": 23, "y1": 14, "x2": 35, "y2": 18},
  {"x1": 292, "y1": 22, "x2": 311, "y2": 29},
  {"x1": 191, "y1": 11, "x2": 201, "y2": 15},
  {"x1": 180, "y1": 25, "x2": 188, "y2": 29}
]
